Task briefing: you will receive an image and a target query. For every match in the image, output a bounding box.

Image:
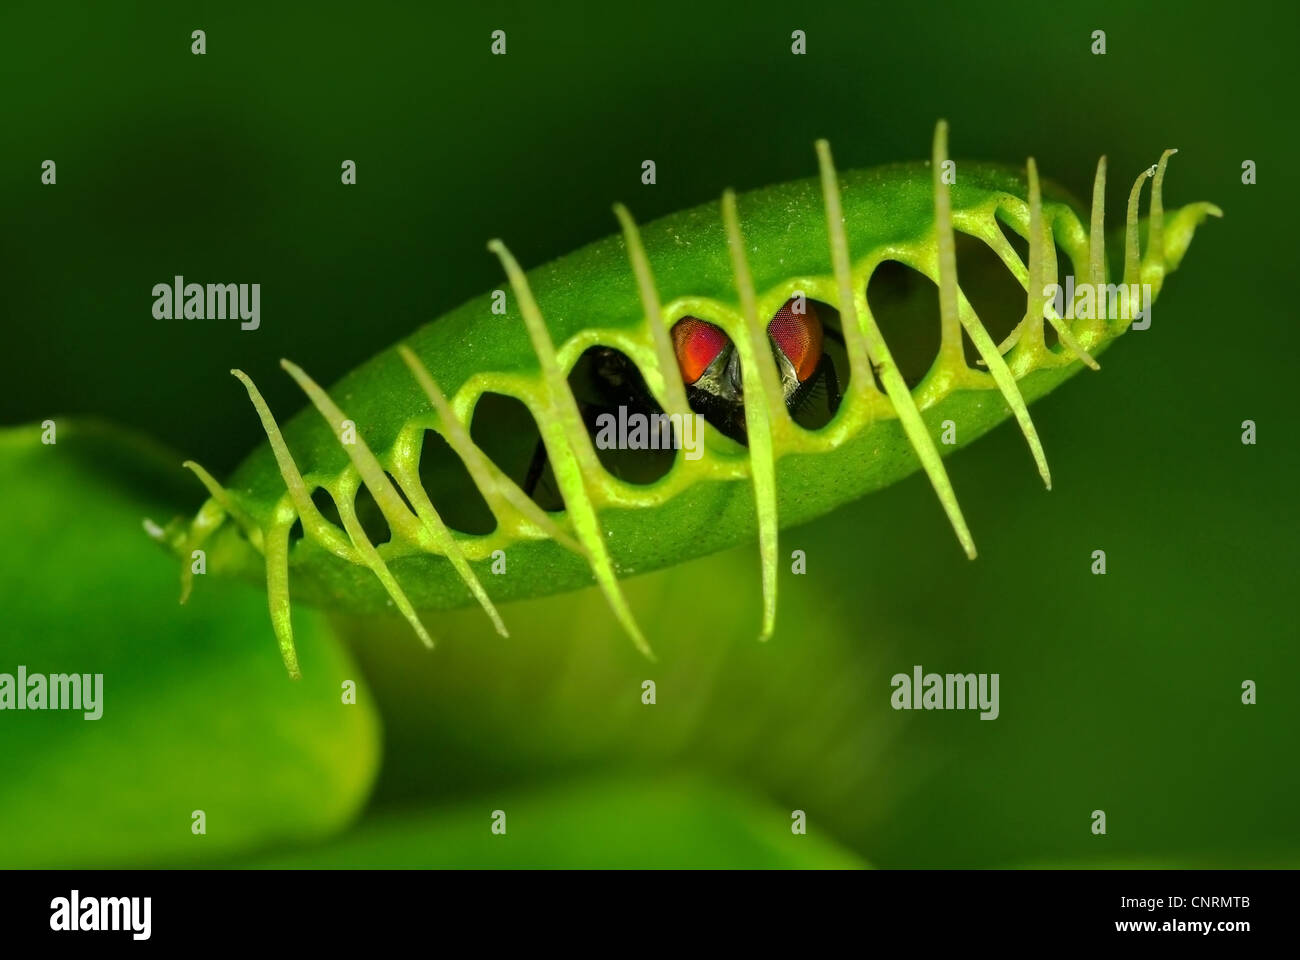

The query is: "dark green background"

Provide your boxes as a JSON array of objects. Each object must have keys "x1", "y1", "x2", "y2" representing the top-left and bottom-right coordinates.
[{"x1": 1, "y1": 0, "x2": 1295, "y2": 866}]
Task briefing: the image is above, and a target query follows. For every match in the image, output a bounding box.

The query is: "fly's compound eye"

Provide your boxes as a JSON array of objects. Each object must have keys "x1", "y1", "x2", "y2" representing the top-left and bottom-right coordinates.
[
  {"x1": 671, "y1": 316, "x2": 730, "y2": 385},
  {"x1": 767, "y1": 298, "x2": 823, "y2": 382}
]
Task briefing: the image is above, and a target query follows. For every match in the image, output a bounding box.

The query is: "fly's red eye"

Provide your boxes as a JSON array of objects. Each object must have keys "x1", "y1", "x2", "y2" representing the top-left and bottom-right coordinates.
[
  {"x1": 671, "y1": 316, "x2": 729, "y2": 384},
  {"x1": 767, "y1": 298, "x2": 823, "y2": 382}
]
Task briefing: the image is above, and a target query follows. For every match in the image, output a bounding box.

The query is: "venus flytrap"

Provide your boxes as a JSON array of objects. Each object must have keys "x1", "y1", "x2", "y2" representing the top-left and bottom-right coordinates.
[{"x1": 156, "y1": 122, "x2": 1221, "y2": 676}]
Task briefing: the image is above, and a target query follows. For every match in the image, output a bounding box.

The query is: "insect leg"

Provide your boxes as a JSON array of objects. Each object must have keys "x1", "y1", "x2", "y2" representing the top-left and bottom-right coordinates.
[{"x1": 820, "y1": 353, "x2": 842, "y2": 413}]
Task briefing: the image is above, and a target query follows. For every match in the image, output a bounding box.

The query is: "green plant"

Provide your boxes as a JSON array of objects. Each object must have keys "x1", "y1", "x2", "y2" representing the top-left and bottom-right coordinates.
[{"x1": 157, "y1": 122, "x2": 1220, "y2": 676}]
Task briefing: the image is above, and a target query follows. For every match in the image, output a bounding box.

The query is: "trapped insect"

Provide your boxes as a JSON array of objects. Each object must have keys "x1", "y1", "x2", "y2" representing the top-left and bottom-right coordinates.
[
  {"x1": 520, "y1": 298, "x2": 839, "y2": 502},
  {"x1": 152, "y1": 121, "x2": 1220, "y2": 677}
]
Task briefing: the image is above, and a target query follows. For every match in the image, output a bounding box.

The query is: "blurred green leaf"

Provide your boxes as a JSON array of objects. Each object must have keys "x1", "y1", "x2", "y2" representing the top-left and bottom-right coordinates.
[
  {"x1": 235, "y1": 774, "x2": 865, "y2": 869},
  {"x1": 0, "y1": 421, "x2": 381, "y2": 866}
]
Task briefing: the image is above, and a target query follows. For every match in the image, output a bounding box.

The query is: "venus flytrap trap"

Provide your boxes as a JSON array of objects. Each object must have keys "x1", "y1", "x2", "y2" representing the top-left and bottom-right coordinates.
[{"x1": 157, "y1": 122, "x2": 1221, "y2": 677}]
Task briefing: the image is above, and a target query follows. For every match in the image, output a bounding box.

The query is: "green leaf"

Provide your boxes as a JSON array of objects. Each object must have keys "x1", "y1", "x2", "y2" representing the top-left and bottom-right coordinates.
[
  {"x1": 235, "y1": 775, "x2": 866, "y2": 869},
  {"x1": 0, "y1": 421, "x2": 381, "y2": 866}
]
